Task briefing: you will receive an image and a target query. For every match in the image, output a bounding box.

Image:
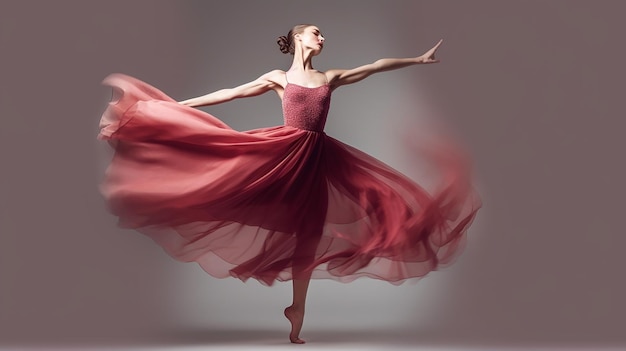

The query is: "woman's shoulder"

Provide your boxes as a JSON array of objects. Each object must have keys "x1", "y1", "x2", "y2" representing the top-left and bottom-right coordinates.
[{"x1": 260, "y1": 69, "x2": 287, "y2": 87}]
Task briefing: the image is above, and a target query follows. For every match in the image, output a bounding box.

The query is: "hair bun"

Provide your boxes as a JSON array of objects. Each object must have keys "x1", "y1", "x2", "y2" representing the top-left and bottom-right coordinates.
[{"x1": 277, "y1": 35, "x2": 290, "y2": 54}]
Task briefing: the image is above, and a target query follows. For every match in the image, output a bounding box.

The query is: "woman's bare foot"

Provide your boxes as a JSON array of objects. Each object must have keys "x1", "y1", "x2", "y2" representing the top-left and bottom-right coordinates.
[{"x1": 284, "y1": 305, "x2": 305, "y2": 344}]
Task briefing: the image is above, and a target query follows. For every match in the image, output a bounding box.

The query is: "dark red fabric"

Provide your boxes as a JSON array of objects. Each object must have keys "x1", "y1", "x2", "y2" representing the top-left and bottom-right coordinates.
[{"x1": 98, "y1": 73, "x2": 481, "y2": 285}]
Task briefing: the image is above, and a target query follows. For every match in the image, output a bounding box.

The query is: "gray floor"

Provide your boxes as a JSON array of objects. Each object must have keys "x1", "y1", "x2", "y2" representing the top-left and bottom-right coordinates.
[{"x1": 3, "y1": 329, "x2": 624, "y2": 351}]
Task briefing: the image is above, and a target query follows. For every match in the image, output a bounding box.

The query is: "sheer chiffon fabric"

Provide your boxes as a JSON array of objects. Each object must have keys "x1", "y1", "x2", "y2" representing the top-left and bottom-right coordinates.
[{"x1": 98, "y1": 74, "x2": 480, "y2": 286}]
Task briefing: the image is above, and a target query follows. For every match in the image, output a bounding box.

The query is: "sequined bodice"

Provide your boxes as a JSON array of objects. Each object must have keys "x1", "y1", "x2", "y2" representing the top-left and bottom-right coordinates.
[{"x1": 282, "y1": 83, "x2": 331, "y2": 132}]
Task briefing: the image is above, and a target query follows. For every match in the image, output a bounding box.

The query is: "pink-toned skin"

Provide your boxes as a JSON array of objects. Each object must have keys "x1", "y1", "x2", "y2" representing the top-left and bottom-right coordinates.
[{"x1": 99, "y1": 25, "x2": 480, "y2": 344}]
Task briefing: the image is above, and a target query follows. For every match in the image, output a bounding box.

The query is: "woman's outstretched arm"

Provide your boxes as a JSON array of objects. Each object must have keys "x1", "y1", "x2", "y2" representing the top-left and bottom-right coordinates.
[
  {"x1": 179, "y1": 70, "x2": 283, "y2": 107},
  {"x1": 326, "y1": 39, "x2": 442, "y2": 88}
]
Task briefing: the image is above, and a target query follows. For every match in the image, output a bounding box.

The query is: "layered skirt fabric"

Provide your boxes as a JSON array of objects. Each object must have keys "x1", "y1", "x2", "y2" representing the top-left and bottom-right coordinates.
[{"x1": 98, "y1": 74, "x2": 481, "y2": 285}]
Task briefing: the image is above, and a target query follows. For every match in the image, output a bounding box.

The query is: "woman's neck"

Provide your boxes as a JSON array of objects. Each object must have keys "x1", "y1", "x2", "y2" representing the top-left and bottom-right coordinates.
[{"x1": 289, "y1": 46, "x2": 315, "y2": 72}]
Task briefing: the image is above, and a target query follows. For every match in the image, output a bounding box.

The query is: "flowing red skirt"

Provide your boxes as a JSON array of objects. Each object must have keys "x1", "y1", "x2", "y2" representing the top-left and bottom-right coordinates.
[{"x1": 98, "y1": 74, "x2": 481, "y2": 285}]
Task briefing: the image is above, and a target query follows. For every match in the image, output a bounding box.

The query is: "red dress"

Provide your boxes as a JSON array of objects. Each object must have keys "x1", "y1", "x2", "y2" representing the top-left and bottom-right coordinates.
[{"x1": 98, "y1": 73, "x2": 481, "y2": 285}]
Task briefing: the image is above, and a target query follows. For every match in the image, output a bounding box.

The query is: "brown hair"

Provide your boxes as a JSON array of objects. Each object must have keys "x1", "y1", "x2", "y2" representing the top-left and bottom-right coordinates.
[{"x1": 277, "y1": 24, "x2": 314, "y2": 55}]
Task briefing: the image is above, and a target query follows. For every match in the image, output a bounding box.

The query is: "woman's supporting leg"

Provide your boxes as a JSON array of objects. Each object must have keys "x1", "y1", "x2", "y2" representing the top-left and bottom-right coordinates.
[
  {"x1": 285, "y1": 278, "x2": 311, "y2": 344},
  {"x1": 285, "y1": 223, "x2": 322, "y2": 344},
  {"x1": 284, "y1": 179, "x2": 327, "y2": 344}
]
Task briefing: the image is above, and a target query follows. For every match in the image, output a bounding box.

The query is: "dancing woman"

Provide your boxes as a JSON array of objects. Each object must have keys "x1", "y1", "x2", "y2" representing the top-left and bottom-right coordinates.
[{"x1": 98, "y1": 24, "x2": 480, "y2": 344}]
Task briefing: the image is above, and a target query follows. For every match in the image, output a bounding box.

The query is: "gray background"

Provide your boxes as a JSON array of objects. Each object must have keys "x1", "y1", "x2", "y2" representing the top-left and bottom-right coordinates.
[{"x1": 1, "y1": 0, "x2": 625, "y2": 349}]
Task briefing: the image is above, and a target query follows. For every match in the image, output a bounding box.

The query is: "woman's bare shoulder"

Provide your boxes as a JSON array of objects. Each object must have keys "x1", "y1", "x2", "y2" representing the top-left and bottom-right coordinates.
[
  {"x1": 322, "y1": 69, "x2": 345, "y2": 84},
  {"x1": 260, "y1": 69, "x2": 287, "y2": 87},
  {"x1": 259, "y1": 69, "x2": 287, "y2": 92}
]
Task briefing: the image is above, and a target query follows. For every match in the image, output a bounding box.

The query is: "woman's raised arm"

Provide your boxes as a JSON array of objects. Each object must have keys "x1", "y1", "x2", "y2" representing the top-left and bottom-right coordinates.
[
  {"x1": 179, "y1": 70, "x2": 283, "y2": 107},
  {"x1": 327, "y1": 39, "x2": 442, "y2": 88}
]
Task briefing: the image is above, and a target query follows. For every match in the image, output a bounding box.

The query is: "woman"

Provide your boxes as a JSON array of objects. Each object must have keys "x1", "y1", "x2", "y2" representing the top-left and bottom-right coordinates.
[{"x1": 99, "y1": 24, "x2": 480, "y2": 344}]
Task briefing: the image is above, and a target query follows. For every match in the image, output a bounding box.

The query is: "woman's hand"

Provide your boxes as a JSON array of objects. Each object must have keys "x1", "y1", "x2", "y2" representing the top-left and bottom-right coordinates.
[{"x1": 419, "y1": 39, "x2": 443, "y2": 64}]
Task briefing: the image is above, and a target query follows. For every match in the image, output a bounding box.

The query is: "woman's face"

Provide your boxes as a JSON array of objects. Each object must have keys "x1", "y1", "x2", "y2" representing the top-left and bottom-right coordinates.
[{"x1": 297, "y1": 26, "x2": 325, "y2": 54}]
